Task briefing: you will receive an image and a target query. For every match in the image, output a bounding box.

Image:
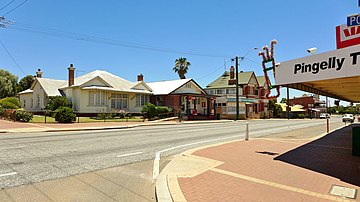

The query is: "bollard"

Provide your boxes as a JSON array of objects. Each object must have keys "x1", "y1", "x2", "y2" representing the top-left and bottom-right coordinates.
[{"x1": 245, "y1": 122, "x2": 249, "y2": 141}]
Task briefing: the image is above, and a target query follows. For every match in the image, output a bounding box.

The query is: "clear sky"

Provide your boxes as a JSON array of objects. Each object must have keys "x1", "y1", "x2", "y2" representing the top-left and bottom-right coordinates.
[{"x1": 0, "y1": 0, "x2": 358, "y2": 105}]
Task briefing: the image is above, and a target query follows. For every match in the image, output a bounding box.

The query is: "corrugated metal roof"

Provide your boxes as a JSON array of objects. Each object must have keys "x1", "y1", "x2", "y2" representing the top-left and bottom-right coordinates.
[
  {"x1": 65, "y1": 70, "x2": 152, "y2": 93},
  {"x1": 147, "y1": 79, "x2": 192, "y2": 95},
  {"x1": 36, "y1": 78, "x2": 67, "y2": 96},
  {"x1": 18, "y1": 89, "x2": 33, "y2": 94},
  {"x1": 205, "y1": 71, "x2": 254, "y2": 89},
  {"x1": 257, "y1": 76, "x2": 266, "y2": 87}
]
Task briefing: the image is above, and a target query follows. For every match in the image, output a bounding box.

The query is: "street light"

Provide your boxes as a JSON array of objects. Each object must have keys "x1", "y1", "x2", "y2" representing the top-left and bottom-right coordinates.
[{"x1": 231, "y1": 48, "x2": 258, "y2": 120}]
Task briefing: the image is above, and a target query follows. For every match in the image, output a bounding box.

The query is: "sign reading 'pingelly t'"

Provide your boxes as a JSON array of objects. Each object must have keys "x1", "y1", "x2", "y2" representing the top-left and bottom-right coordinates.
[{"x1": 275, "y1": 44, "x2": 360, "y2": 85}]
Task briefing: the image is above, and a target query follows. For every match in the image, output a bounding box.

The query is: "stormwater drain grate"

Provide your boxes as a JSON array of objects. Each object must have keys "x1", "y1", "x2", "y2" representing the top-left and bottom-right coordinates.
[{"x1": 329, "y1": 185, "x2": 357, "y2": 199}]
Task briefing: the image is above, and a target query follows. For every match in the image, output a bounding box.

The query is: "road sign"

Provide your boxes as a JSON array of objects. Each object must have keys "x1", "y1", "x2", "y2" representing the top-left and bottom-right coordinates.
[{"x1": 347, "y1": 14, "x2": 360, "y2": 27}]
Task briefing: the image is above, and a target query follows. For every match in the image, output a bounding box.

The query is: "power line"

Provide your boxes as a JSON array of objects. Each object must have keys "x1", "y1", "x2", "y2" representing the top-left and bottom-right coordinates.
[
  {"x1": 3, "y1": 0, "x2": 28, "y2": 16},
  {"x1": 1, "y1": 21, "x2": 232, "y2": 59},
  {"x1": 0, "y1": 39, "x2": 26, "y2": 75},
  {"x1": 0, "y1": 0, "x2": 16, "y2": 12}
]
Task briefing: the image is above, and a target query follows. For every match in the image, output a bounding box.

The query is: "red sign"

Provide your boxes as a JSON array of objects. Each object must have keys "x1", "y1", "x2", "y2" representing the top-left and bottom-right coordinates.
[{"x1": 336, "y1": 24, "x2": 360, "y2": 49}]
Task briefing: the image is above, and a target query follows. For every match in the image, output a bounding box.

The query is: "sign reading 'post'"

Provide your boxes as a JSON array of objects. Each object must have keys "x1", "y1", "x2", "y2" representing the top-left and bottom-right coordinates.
[
  {"x1": 347, "y1": 14, "x2": 360, "y2": 27},
  {"x1": 275, "y1": 44, "x2": 360, "y2": 85}
]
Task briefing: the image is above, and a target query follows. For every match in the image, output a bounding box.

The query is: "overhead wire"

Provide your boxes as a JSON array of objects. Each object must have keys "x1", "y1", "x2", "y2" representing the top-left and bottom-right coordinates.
[
  {"x1": 0, "y1": 0, "x2": 16, "y2": 12},
  {"x1": 1, "y1": 22, "x2": 233, "y2": 59},
  {"x1": 2, "y1": 0, "x2": 28, "y2": 16},
  {"x1": 0, "y1": 39, "x2": 27, "y2": 75}
]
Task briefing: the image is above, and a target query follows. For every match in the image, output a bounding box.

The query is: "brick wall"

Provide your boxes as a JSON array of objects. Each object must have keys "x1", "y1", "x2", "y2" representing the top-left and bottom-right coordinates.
[{"x1": 164, "y1": 95, "x2": 181, "y2": 111}]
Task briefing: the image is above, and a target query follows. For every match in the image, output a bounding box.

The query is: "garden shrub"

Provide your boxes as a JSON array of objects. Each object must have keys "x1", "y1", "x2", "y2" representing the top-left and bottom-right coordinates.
[
  {"x1": 156, "y1": 106, "x2": 172, "y2": 118},
  {"x1": 141, "y1": 102, "x2": 157, "y2": 118},
  {"x1": 298, "y1": 114, "x2": 305, "y2": 119},
  {"x1": 55, "y1": 107, "x2": 76, "y2": 123},
  {"x1": 0, "y1": 97, "x2": 21, "y2": 109},
  {"x1": 46, "y1": 96, "x2": 72, "y2": 111},
  {"x1": 15, "y1": 110, "x2": 33, "y2": 122}
]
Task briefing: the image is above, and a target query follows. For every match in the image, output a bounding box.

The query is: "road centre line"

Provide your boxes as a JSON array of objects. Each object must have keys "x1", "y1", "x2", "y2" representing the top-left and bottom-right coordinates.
[
  {"x1": 0, "y1": 172, "x2": 17, "y2": 177},
  {"x1": 117, "y1": 151, "x2": 143, "y2": 158}
]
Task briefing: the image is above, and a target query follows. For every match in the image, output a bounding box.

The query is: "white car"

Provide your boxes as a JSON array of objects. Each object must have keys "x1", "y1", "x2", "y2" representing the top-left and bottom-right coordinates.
[
  {"x1": 319, "y1": 113, "x2": 330, "y2": 119},
  {"x1": 342, "y1": 114, "x2": 355, "y2": 123}
]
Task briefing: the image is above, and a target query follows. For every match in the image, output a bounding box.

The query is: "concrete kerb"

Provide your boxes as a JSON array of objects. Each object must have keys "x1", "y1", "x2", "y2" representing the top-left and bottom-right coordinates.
[
  {"x1": 155, "y1": 139, "x2": 243, "y2": 202},
  {"x1": 0, "y1": 119, "x2": 234, "y2": 134},
  {"x1": 155, "y1": 123, "x2": 350, "y2": 202}
]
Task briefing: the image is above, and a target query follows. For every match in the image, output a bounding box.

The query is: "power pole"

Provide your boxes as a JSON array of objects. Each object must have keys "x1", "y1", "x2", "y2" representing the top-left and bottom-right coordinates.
[{"x1": 235, "y1": 56, "x2": 239, "y2": 120}]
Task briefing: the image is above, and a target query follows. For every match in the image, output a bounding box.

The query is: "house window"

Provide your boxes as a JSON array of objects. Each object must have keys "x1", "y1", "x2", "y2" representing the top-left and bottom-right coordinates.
[
  {"x1": 255, "y1": 89, "x2": 259, "y2": 96},
  {"x1": 88, "y1": 91, "x2": 106, "y2": 106},
  {"x1": 226, "y1": 88, "x2": 236, "y2": 94},
  {"x1": 136, "y1": 94, "x2": 149, "y2": 106},
  {"x1": 185, "y1": 83, "x2": 192, "y2": 88},
  {"x1": 36, "y1": 94, "x2": 40, "y2": 108},
  {"x1": 30, "y1": 99, "x2": 33, "y2": 108},
  {"x1": 206, "y1": 89, "x2": 214, "y2": 95},
  {"x1": 249, "y1": 87, "x2": 254, "y2": 95},
  {"x1": 23, "y1": 99, "x2": 26, "y2": 108},
  {"x1": 110, "y1": 93, "x2": 128, "y2": 109},
  {"x1": 216, "y1": 89, "x2": 224, "y2": 94}
]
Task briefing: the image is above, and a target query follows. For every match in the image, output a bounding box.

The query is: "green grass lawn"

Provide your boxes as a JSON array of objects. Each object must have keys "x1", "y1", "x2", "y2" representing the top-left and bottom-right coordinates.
[{"x1": 30, "y1": 115, "x2": 145, "y2": 123}]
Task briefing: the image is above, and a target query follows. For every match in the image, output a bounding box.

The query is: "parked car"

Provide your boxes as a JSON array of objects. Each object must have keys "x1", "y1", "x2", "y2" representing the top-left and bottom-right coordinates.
[
  {"x1": 342, "y1": 114, "x2": 355, "y2": 123},
  {"x1": 319, "y1": 113, "x2": 330, "y2": 119}
]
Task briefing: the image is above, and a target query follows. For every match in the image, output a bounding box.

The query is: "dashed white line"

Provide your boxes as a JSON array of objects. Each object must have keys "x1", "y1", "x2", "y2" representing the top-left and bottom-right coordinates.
[
  {"x1": 0, "y1": 172, "x2": 17, "y2": 177},
  {"x1": 117, "y1": 151, "x2": 143, "y2": 158}
]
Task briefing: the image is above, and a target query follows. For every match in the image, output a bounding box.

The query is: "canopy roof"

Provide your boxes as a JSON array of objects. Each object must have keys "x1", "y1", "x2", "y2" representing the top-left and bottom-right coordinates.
[{"x1": 276, "y1": 44, "x2": 360, "y2": 102}]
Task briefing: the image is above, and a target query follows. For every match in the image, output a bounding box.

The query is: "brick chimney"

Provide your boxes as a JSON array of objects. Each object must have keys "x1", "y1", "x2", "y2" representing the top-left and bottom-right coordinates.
[
  {"x1": 228, "y1": 66, "x2": 236, "y2": 85},
  {"x1": 68, "y1": 64, "x2": 75, "y2": 87},
  {"x1": 137, "y1": 74, "x2": 143, "y2": 81},
  {"x1": 36, "y1": 69, "x2": 43, "y2": 78},
  {"x1": 230, "y1": 66, "x2": 234, "y2": 79}
]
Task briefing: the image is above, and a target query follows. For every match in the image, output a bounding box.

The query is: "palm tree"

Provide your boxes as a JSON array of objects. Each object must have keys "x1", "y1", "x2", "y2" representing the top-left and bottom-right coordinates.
[{"x1": 173, "y1": 57, "x2": 191, "y2": 79}]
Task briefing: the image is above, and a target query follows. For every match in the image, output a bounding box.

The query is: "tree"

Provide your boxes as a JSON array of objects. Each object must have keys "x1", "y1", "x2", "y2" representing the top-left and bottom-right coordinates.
[
  {"x1": 0, "y1": 97, "x2": 21, "y2": 109},
  {"x1": 0, "y1": 69, "x2": 18, "y2": 98},
  {"x1": 18, "y1": 75, "x2": 35, "y2": 92},
  {"x1": 268, "y1": 99, "x2": 282, "y2": 118},
  {"x1": 46, "y1": 96, "x2": 72, "y2": 111},
  {"x1": 280, "y1": 98, "x2": 287, "y2": 103},
  {"x1": 173, "y1": 57, "x2": 191, "y2": 79}
]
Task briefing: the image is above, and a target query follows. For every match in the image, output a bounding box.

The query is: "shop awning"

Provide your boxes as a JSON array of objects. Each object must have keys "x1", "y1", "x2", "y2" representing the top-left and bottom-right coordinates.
[{"x1": 276, "y1": 44, "x2": 360, "y2": 102}]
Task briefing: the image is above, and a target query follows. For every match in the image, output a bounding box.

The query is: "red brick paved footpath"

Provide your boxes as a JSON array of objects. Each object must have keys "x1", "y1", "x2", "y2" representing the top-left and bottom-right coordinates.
[{"x1": 165, "y1": 125, "x2": 360, "y2": 202}]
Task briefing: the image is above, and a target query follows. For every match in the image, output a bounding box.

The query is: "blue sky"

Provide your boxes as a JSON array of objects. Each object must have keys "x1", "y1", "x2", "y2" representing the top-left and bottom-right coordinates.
[{"x1": 0, "y1": 0, "x2": 358, "y2": 104}]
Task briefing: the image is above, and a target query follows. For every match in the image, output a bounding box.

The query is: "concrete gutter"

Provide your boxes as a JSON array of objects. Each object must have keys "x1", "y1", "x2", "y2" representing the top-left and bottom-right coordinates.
[{"x1": 0, "y1": 119, "x2": 234, "y2": 133}]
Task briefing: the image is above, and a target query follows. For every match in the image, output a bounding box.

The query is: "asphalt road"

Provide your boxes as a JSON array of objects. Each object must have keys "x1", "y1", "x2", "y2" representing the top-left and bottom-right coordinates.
[{"x1": 0, "y1": 117, "x2": 345, "y2": 201}]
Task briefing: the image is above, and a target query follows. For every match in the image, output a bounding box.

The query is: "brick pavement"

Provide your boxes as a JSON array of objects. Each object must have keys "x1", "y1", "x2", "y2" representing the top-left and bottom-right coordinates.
[{"x1": 172, "y1": 125, "x2": 360, "y2": 202}]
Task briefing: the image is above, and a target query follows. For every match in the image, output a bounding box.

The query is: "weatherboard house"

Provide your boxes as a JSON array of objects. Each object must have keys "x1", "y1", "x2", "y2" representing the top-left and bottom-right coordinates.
[
  {"x1": 205, "y1": 66, "x2": 269, "y2": 119},
  {"x1": 18, "y1": 64, "x2": 217, "y2": 119}
]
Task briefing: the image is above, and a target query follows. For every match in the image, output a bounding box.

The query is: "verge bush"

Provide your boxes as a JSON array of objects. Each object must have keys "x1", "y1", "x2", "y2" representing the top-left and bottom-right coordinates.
[
  {"x1": 15, "y1": 110, "x2": 33, "y2": 122},
  {"x1": 55, "y1": 107, "x2": 76, "y2": 123}
]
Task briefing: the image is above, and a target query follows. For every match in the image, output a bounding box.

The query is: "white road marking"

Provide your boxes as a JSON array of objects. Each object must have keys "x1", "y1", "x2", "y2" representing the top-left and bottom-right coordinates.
[
  {"x1": 0, "y1": 146, "x2": 26, "y2": 150},
  {"x1": 0, "y1": 172, "x2": 17, "y2": 177},
  {"x1": 117, "y1": 151, "x2": 143, "y2": 158}
]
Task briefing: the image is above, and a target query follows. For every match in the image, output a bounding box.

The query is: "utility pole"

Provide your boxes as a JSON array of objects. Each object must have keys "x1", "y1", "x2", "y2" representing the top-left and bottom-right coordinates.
[{"x1": 235, "y1": 56, "x2": 240, "y2": 120}]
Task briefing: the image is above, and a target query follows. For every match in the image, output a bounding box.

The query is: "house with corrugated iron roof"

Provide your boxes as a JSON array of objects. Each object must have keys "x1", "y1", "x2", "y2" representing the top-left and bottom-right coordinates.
[
  {"x1": 205, "y1": 66, "x2": 269, "y2": 119},
  {"x1": 18, "y1": 65, "x2": 153, "y2": 115}
]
